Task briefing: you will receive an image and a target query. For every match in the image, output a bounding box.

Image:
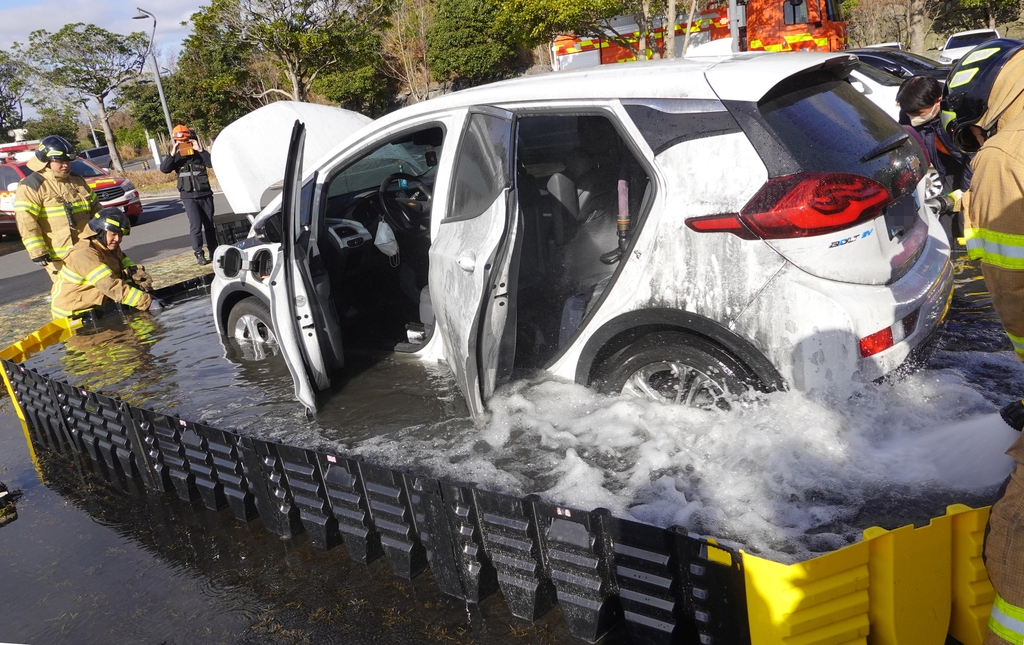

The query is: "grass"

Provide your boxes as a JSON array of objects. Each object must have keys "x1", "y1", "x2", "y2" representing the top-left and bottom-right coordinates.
[{"x1": 115, "y1": 167, "x2": 220, "y2": 194}]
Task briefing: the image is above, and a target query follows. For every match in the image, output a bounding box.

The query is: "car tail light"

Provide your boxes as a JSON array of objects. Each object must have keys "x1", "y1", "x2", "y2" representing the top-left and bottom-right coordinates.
[
  {"x1": 685, "y1": 173, "x2": 892, "y2": 240},
  {"x1": 859, "y1": 309, "x2": 920, "y2": 358}
]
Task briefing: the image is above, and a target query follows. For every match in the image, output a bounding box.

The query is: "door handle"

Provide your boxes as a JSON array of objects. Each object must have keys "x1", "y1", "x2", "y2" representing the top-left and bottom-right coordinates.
[{"x1": 457, "y1": 254, "x2": 476, "y2": 272}]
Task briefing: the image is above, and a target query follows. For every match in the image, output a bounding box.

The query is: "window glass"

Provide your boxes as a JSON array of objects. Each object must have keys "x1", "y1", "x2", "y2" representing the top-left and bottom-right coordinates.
[
  {"x1": 326, "y1": 128, "x2": 443, "y2": 199},
  {"x1": 0, "y1": 166, "x2": 19, "y2": 189},
  {"x1": 783, "y1": 0, "x2": 808, "y2": 25},
  {"x1": 448, "y1": 113, "x2": 510, "y2": 220},
  {"x1": 70, "y1": 160, "x2": 105, "y2": 177},
  {"x1": 624, "y1": 101, "x2": 740, "y2": 154},
  {"x1": 946, "y1": 33, "x2": 997, "y2": 50},
  {"x1": 850, "y1": 61, "x2": 902, "y2": 86}
]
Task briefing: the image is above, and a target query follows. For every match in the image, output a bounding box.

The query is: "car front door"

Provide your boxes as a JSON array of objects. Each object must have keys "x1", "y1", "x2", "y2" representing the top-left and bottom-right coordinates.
[
  {"x1": 269, "y1": 120, "x2": 345, "y2": 415},
  {"x1": 429, "y1": 107, "x2": 518, "y2": 420}
]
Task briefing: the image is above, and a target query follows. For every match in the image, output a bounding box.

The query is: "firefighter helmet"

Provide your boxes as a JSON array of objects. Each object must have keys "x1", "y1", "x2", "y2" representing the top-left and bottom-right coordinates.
[
  {"x1": 944, "y1": 38, "x2": 1024, "y2": 153},
  {"x1": 34, "y1": 135, "x2": 75, "y2": 164},
  {"x1": 87, "y1": 207, "x2": 132, "y2": 239},
  {"x1": 172, "y1": 125, "x2": 192, "y2": 141}
]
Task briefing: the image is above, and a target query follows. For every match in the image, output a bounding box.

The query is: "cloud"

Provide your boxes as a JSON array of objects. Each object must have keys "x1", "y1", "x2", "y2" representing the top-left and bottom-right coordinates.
[{"x1": 0, "y1": 0, "x2": 207, "y2": 52}]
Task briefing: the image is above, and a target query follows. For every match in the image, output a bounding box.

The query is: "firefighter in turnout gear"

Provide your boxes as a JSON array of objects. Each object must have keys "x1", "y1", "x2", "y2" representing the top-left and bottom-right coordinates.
[
  {"x1": 14, "y1": 135, "x2": 100, "y2": 282},
  {"x1": 51, "y1": 207, "x2": 155, "y2": 319},
  {"x1": 950, "y1": 38, "x2": 1024, "y2": 645},
  {"x1": 160, "y1": 124, "x2": 217, "y2": 266}
]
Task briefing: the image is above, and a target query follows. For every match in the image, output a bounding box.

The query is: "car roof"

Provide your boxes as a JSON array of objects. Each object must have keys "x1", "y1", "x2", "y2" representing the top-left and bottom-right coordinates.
[{"x1": 946, "y1": 29, "x2": 1000, "y2": 39}]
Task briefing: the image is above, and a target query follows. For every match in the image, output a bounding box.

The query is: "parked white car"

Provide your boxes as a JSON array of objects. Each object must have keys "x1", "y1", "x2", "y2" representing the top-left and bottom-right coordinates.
[
  {"x1": 939, "y1": 29, "x2": 1000, "y2": 64},
  {"x1": 210, "y1": 53, "x2": 953, "y2": 419},
  {"x1": 847, "y1": 61, "x2": 902, "y2": 120}
]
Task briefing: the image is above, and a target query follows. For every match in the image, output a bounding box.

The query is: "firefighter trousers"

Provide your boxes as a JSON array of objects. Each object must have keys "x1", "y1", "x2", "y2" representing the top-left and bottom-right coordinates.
[
  {"x1": 182, "y1": 196, "x2": 217, "y2": 255},
  {"x1": 986, "y1": 460, "x2": 1024, "y2": 644}
]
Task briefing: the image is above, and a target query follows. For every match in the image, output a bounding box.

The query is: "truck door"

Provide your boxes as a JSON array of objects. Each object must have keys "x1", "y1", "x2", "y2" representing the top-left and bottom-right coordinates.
[
  {"x1": 269, "y1": 120, "x2": 345, "y2": 416},
  {"x1": 428, "y1": 107, "x2": 518, "y2": 420}
]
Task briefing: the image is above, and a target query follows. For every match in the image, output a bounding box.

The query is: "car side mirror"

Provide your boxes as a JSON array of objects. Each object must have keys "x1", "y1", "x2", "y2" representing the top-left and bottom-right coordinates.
[
  {"x1": 938, "y1": 45, "x2": 944, "y2": 51},
  {"x1": 6, "y1": 182, "x2": 17, "y2": 192},
  {"x1": 849, "y1": 79, "x2": 869, "y2": 94}
]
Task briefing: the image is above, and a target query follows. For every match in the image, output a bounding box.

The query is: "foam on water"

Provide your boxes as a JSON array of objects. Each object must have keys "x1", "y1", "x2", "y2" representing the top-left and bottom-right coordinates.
[{"x1": 350, "y1": 367, "x2": 1020, "y2": 563}]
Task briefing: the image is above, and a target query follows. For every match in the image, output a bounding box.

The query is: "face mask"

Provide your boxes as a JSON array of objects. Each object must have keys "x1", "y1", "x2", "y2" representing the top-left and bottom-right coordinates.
[
  {"x1": 374, "y1": 219, "x2": 400, "y2": 267},
  {"x1": 910, "y1": 103, "x2": 941, "y2": 127}
]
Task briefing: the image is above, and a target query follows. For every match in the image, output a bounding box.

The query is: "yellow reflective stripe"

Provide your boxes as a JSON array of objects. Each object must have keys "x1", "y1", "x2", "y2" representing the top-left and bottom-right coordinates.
[
  {"x1": 59, "y1": 266, "x2": 86, "y2": 284},
  {"x1": 964, "y1": 227, "x2": 1024, "y2": 269},
  {"x1": 85, "y1": 264, "x2": 113, "y2": 285},
  {"x1": 121, "y1": 256, "x2": 135, "y2": 268},
  {"x1": 1006, "y1": 331, "x2": 1024, "y2": 356},
  {"x1": 23, "y1": 236, "x2": 47, "y2": 251},
  {"x1": 123, "y1": 287, "x2": 144, "y2": 307},
  {"x1": 14, "y1": 201, "x2": 41, "y2": 215},
  {"x1": 990, "y1": 593, "x2": 1024, "y2": 644},
  {"x1": 962, "y1": 47, "x2": 1001, "y2": 66},
  {"x1": 949, "y1": 68, "x2": 979, "y2": 88},
  {"x1": 784, "y1": 33, "x2": 814, "y2": 43}
]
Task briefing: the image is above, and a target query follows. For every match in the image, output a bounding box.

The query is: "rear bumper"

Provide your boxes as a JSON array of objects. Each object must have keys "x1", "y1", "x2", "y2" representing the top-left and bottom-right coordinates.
[{"x1": 0, "y1": 211, "x2": 16, "y2": 234}]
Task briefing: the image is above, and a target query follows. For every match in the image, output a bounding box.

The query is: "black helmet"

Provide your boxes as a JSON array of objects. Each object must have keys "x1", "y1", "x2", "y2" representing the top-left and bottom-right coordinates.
[
  {"x1": 944, "y1": 38, "x2": 1024, "y2": 153},
  {"x1": 34, "y1": 135, "x2": 75, "y2": 164},
  {"x1": 89, "y1": 207, "x2": 131, "y2": 237}
]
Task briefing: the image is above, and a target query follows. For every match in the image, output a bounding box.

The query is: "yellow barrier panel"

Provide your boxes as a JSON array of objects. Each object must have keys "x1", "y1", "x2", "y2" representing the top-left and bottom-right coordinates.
[
  {"x1": 745, "y1": 505, "x2": 998, "y2": 644},
  {"x1": 863, "y1": 513, "x2": 952, "y2": 644},
  {"x1": 949, "y1": 505, "x2": 994, "y2": 645},
  {"x1": 0, "y1": 317, "x2": 81, "y2": 421}
]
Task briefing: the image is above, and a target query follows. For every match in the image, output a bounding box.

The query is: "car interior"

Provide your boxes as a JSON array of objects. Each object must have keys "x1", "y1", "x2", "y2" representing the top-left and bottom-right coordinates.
[{"x1": 308, "y1": 113, "x2": 651, "y2": 370}]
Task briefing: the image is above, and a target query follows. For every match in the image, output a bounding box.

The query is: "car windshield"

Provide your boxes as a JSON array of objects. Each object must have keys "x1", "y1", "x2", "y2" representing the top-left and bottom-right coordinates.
[
  {"x1": 70, "y1": 160, "x2": 105, "y2": 178},
  {"x1": 850, "y1": 61, "x2": 902, "y2": 86},
  {"x1": 326, "y1": 131, "x2": 440, "y2": 198},
  {"x1": 946, "y1": 33, "x2": 997, "y2": 49},
  {"x1": 893, "y1": 51, "x2": 946, "y2": 70}
]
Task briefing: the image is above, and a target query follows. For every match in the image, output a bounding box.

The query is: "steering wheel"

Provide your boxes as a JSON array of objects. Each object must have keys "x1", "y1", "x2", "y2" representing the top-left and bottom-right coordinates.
[{"x1": 378, "y1": 173, "x2": 432, "y2": 237}]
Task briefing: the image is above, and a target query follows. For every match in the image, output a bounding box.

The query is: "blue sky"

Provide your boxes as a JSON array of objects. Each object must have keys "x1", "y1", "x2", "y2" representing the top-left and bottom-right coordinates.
[{"x1": 0, "y1": 0, "x2": 208, "y2": 54}]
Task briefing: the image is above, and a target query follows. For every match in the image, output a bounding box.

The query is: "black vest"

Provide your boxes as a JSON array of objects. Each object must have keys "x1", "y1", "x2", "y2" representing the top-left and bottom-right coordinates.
[{"x1": 176, "y1": 154, "x2": 212, "y2": 195}]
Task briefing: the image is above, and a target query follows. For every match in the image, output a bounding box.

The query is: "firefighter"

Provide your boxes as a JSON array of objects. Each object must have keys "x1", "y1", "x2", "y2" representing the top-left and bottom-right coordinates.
[
  {"x1": 14, "y1": 135, "x2": 100, "y2": 281},
  {"x1": 51, "y1": 207, "x2": 156, "y2": 319},
  {"x1": 160, "y1": 125, "x2": 217, "y2": 266},
  {"x1": 897, "y1": 76, "x2": 973, "y2": 247},
  {"x1": 947, "y1": 37, "x2": 1024, "y2": 645}
]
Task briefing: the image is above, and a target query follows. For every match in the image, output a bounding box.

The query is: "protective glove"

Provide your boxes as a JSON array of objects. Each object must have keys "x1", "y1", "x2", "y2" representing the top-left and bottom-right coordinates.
[
  {"x1": 949, "y1": 189, "x2": 964, "y2": 212},
  {"x1": 31, "y1": 255, "x2": 49, "y2": 266},
  {"x1": 1001, "y1": 399, "x2": 1024, "y2": 432}
]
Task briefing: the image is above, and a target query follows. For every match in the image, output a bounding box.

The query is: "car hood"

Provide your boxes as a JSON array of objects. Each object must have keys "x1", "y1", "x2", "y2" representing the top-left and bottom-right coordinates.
[
  {"x1": 212, "y1": 101, "x2": 374, "y2": 216},
  {"x1": 86, "y1": 175, "x2": 123, "y2": 191}
]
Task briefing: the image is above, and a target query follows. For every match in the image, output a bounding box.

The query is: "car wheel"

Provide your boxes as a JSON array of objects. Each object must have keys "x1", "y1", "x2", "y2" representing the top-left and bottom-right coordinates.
[
  {"x1": 594, "y1": 332, "x2": 757, "y2": 410},
  {"x1": 226, "y1": 298, "x2": 278, "y2": 348}
]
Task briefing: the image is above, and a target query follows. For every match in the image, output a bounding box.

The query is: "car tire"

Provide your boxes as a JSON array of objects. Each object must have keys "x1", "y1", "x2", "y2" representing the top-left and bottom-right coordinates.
[
  {"x1": 226, "y1": 298, "x2": 278, "y2": 349},
  {"x1": 593, "y1": 331, "x2": 758, "y2": 410}
]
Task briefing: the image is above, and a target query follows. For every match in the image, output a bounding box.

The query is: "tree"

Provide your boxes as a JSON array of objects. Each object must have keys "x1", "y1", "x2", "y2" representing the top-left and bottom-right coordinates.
[
  {"x1": 17, "y1": 23, "x2": 148, "y2": 172},
  {"x1": 380, "y1": 0, "x2": 435, "y2": 102},
  {"x1": 0, "y1": 51, "x2": 27, "y2": 141},
  {"x1": 312, "y1": 25, "x2": 392, "y2": 115},
  {"x1": 427, "y1": 0, "x2": 519, "y2": 83},
  {"x1": 23, "y1": 100, "x2": 81, "y2": 147}
]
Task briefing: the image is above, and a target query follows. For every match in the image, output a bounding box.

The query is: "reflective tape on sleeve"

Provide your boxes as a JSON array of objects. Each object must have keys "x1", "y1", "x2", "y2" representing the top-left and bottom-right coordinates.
[
  {"x1": 84, "y1": 264, "x2": 113, "y2": 285},
  {"x1": 964, "y1": 227, "x2": 1024, "y2": 269},
  {"x1": 990, "y1": 593, "x2": 1024, "y2": 645}
]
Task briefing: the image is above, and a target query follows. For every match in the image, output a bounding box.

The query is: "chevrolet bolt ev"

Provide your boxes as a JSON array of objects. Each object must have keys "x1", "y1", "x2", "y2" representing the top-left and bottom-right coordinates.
[{"x1": 210, "y1": 53, "x2": 953, "y2": 419}]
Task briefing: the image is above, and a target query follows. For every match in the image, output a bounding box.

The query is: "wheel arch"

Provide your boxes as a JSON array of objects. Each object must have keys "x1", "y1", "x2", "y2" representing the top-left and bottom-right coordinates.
[
  {"x1": 575, "y1": 308, "x2": 788, "y2": 392},
  {"x1": 217, "y1": 285, "x2": 269, "y2": 335}
]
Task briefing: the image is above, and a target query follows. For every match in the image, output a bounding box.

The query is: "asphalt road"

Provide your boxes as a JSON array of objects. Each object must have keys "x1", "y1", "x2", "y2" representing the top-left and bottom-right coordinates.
[{"x1": 0, "y1": 192, "x2": 234, "y2": 306}]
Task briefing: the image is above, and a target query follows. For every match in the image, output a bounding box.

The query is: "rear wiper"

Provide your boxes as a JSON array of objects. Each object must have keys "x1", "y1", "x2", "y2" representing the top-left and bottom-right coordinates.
[{"x1": 860, "y1": 132, "x2": 910, "y2": 163}]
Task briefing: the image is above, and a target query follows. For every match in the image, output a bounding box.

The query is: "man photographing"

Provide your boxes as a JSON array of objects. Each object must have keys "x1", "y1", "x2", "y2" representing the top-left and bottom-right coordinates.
[{"x1": 160, "y1": 125, "x2": 217, "y2": 266}]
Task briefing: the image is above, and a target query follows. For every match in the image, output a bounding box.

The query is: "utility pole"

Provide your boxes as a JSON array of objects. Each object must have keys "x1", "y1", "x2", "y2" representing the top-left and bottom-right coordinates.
[{"x1": 133, "y1": 7, "x2": 174, "y2": 143}]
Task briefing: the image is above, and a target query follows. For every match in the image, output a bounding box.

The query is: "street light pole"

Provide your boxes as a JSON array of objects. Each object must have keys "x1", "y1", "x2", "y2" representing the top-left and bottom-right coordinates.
[
  {"x1": 81, "y1": 100, "x2": 100, "y2": 148},
  {"x1": 133, "y1": 8, "x2": 173, "y2": 144}
]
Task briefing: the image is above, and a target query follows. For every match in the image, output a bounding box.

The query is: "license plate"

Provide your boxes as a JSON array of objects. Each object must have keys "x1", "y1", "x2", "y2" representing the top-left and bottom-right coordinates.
[{"x1": 883, "y1": 193, "x2": 918, "y2": 241}]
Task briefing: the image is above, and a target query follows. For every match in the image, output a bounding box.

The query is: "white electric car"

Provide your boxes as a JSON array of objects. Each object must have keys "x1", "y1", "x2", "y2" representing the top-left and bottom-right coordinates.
[{"x1": 210, "y1": 53, "x2": 953, "y2": 418}]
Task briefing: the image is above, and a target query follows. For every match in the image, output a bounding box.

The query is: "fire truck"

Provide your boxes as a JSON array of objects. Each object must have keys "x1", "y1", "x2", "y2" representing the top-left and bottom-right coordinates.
[{"x1": 552, "y1": 0, "x2": 846, "y2": 70}]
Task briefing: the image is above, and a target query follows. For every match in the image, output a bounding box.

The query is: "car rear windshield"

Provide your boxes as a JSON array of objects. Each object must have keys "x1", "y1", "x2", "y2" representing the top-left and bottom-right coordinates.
[
  {"x1": 946, "y1": 33, "x2": 997, "y2": 49},
  {"x1": 745, "y1": 71, "x2": 924, "y2": 196}
]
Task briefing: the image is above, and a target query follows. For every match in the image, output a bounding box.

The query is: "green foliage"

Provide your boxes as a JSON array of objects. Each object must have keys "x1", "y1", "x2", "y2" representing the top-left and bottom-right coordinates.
[
  {"x1": 114, "y1": 122, "x2": 149, "y2": 149},
  {"x1": 17, "y1": 23, "x2": 147, "y2": 101},
  {"x1": 310, "y1": 12, "x2": 393, "y2": 115},
  {"x1": 118, "y1": 80, "x2": 167, "y2": 134},
  {"x1": 23, "y1": 101, "x2": 81, "y2": 147},
  {"x1": 427, "y1": 0, "x2": 519, "y2": 82},
  {"x1": 495, "y1": 0, "x2": 626, "y2": 49},
  {"x1": 0, "y1": 50, "x2": 27, "y2": 141}
]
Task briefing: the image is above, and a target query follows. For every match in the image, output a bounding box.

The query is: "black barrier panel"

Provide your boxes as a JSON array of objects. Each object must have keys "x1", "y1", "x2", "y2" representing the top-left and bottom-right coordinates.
[
  {"x1": 440, "y1": 482, "x2": 498, "y2": 604},
  {"x1": 406, "y1": 475, "x2": 466, "y2": 599},
  {"x1": 357, "y1": 462, "x2": 427, "y2": 580},
  {"x1": 672, "y1": 528, "x2": 751, "y2": 645},
  {"x1": 316, "y1": 453, "x2": 383, "y2": 565},
  {"x1": 74, "y1": 275, "x2": 215, "y2": 329},
  {"x1": 215, "y1": 216, "x2": 251, "y2": 247},
  {"x1": 126, "y1": 407, "x2": 174, "y2": 494},
  {"x1": 132, "y1": 409, "x2": 200, "y2": 501},
  {"x1": 534, "y1": 504, "x2": 622, "y2": 643},
  {"x1": 53, "y1": 383, "x2": 140, "y2": 478},
  {"x1": 179, "y1": 421, "x2": 228, "y2": 512},
  {"x1": 275, "y1": 443, "x2": 342, "y2": 550},
  {"x1": 2, "y1": 361, "x2": 75, "y2": 456},
  {"x1": 473, "y1": 490, "x2": 557, "y2": 622},
  {"x1": 195, "y1": 424, "x2": 258, "y2": 522},
  {"x1": 604, "y1": 516, "x2": 692, "y2": 644},
  {"x1": 239, "y1": 437, "x2": 304, "y2": 538}
]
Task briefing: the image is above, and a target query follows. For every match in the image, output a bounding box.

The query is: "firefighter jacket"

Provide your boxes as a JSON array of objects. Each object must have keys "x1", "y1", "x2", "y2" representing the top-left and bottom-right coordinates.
[
  {"x1": 14, "y1": 167, "x2": 100, "y2": 260},
  {"x1": 51, "y1": 237, "x2": 153, "y2": 318},
  {"x1": 160, "y1": 149, "x2": 213, "y2": 199}
]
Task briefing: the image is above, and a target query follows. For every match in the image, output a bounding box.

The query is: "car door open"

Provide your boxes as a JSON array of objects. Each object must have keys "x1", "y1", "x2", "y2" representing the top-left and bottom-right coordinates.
[
  {"x1": 428, "y1": 107, "x2": 518, "y2": 421},
  {"x1": 269, "y1": 120, "x2": 346, "y2": 416}
]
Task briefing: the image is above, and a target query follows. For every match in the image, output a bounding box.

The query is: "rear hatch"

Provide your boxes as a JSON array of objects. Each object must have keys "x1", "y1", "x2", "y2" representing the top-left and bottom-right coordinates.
[{"x1": 713, "y1": 68, "x2": 929, "y2": 285}]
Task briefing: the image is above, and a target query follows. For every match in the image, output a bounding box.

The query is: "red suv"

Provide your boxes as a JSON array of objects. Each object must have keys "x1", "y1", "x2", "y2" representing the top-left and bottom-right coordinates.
[{"x1": 0, "y1": 158, "x2": 144, "y2": 237}]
